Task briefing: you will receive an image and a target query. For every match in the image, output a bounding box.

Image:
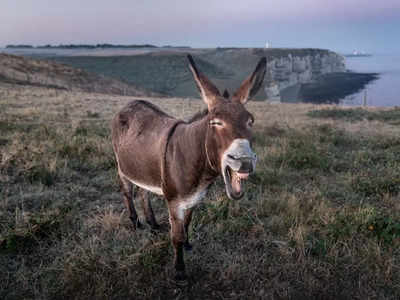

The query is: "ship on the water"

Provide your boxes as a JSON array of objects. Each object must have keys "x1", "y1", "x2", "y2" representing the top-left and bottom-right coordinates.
[{"x1": 345, "y1": 50, "x2": 372, "y2": 57}]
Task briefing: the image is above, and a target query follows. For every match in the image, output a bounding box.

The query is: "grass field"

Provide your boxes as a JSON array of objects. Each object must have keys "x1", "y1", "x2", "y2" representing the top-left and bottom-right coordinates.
[{"x1": 1, "y1": 84, "x2": 400, "y2": 299}]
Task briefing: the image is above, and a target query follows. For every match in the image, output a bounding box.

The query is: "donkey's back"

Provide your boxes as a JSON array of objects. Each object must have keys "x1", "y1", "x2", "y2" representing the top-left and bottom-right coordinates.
[{"x1": 111, "y1": 100, "x2": 179, "y2": 193}]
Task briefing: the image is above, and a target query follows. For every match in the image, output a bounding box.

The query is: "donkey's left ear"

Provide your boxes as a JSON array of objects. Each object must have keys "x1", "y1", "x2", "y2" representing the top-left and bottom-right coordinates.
[
  {"x1": 232, "y1": 57, "x2": 266, "y2": 104},
  {"x1": 187, "y1": 54, "x2": 221, "y2": 110}
]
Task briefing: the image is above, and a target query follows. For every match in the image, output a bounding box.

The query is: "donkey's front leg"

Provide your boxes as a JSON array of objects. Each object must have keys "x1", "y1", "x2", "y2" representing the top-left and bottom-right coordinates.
[
  {"x1": 168, "y1": 204, "x2": 187, "y2": 281},
  {"x1": 183, "y1": 209, "x2": 193, "y2": 251}
]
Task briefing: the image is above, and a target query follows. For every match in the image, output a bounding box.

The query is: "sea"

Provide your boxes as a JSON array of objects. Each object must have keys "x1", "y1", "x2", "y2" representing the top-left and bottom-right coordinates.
[{"x1": 342, "y1": 53, "x2": 400, "y2": 107}]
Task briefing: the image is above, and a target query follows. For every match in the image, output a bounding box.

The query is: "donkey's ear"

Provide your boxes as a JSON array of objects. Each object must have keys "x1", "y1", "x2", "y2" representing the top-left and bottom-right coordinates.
[
  {"x1": 188, "y1": 55, "x2": 220, "y2": 109},
  {"x1": 222, "y1": 89, "x2": 230, "y2": 99},
  {"x1": 232, "y1": 57, "x2": 266, "y2": 104}
]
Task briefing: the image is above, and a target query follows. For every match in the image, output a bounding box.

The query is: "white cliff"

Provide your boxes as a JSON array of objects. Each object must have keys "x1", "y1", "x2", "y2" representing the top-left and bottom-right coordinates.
[{"x1": 264, "y1": 51, "x2": 345, "y2": 101}]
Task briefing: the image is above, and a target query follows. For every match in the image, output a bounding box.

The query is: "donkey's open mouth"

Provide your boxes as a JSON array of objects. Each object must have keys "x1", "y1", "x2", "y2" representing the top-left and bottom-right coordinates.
[
  {"x1": 221, "y1": 139, "x2": 257, "y2": 200},
  {"x1": 224, "y1": 166, "x2": 250, "y2": 200}
]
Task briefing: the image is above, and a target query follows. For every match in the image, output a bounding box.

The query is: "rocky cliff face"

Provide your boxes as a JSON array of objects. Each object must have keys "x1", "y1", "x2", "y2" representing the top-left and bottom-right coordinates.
[
  {"x1": 264, "y1": 51, "x2": 345, "y2": 101},
  {"x1": 193, "y1": 48, "x2": 346, "y2": 101}
]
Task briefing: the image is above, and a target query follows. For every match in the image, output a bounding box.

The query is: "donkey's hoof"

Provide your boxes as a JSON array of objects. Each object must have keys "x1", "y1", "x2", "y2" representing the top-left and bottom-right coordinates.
[
  {"x1": 184, "y1": 242, "x2": 193, "y2": 251},
  {"x1": 174, "y1": 271, "x2": 188, "y2": 284},
  {"x1": 131, "y1": 220, "x2": 143, "y2": 231},
  {"x1": 149, "y1": 222, "x2": 161, "y2": 231},
  {"x1": 136, "y1": 221, "x2": 144, "y2": 230},
  {"x1": 129, "y1": 217, "x2": 143, "y2": 230}
]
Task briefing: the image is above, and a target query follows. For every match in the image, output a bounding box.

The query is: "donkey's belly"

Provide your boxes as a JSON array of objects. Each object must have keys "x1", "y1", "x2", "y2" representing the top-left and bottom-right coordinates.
[
  {"x1": 117, "y1": 148, "x2": 164, "y2": 195},
  {"x1": 112, "y1": 100, "x2": 180, "y2": 196},
  {"x1": 120, "y1": 169, "x2": 163, "y2": 195}
]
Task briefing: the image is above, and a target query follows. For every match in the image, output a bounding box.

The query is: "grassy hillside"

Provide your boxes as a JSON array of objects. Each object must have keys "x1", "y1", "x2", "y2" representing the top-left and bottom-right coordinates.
[
  {"x1": 0, "y1": 53, "x2": 158, "y2": 97},
  {"x1": 1, "y1": 84, "x2": 400, "y2": 299},
  {"x1": 48, "y1": 52, "x2": 233, "y2": 98}
]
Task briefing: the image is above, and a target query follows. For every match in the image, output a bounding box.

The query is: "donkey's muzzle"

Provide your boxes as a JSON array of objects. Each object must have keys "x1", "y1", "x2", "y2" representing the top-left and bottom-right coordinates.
[
  {"x1": 225, "y1": 140, "x2": 257, "y2": 174},
  {"x1": 227, "y1": 155, "x2": 255, "y2": 173}
]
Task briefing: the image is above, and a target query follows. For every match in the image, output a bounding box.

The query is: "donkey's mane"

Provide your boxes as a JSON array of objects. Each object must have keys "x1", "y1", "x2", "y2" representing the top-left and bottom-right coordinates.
[{"x1": 187, "y1": 108, "x2": 208, "y2": 123}]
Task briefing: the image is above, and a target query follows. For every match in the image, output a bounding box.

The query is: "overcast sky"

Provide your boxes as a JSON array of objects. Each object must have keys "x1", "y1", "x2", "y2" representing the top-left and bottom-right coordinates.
[{"x1": 2, "y1": 0, "x2": 400, "y2": 53}]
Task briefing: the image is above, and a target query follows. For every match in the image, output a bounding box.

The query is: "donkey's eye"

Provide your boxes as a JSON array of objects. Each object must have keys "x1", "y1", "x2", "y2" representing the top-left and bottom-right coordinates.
[
  {"x1": 210, "y1": 119, "x2": 224, "y2": 127},
  {"x1": 247, "y1": 119, "x2": 254, "y2": 127}
]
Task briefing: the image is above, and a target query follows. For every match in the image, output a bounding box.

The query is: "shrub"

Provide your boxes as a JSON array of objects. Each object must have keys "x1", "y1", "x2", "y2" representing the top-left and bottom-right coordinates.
[
  {"x1": 277, "y1": 137, "x2": 330, "y2": 171},
  {"x1": 0, "y1": 210, "x2": 67, "y2": 254},
  {"x1": 308, "y1": 108, "x2": 368, "y2": 122},
  {"x1": 352, "y1": 170, "x2": 400, "y2": 198}
]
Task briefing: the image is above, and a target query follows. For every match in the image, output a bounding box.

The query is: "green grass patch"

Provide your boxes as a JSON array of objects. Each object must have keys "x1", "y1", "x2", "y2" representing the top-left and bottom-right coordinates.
[
  {"x1": 352, "y1": 169, "x2": 400, "y2": 198},
  {"x1": 278, "y1": 137, "x2": 331, "y2": 171},
  {"x1": 308, "y1": 107, "x2": 400, "y2": 124},
  {"x1": 308, "y1": 107, "x2": 369, "y2": 122},
  {"x1": 324, "y1": 208, "x2": 400, "y2": 246}
]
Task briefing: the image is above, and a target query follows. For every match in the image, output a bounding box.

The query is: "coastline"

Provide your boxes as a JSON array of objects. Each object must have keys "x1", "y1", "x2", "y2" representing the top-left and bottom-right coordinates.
[{"x1": 296, "y1": 72, "x2": 379, "y2": 104}]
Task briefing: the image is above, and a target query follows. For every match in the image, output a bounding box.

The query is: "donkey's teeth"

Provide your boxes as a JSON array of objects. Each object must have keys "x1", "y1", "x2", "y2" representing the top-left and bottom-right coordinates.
[{"x1": 237, "y1": 173, "x2": 249, "y2": 179}]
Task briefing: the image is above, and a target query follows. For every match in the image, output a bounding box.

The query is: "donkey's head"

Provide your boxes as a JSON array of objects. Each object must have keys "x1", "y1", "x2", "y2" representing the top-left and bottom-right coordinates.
[{"x1": 188, "y1": 55, "x2": 266, "y2": 200}]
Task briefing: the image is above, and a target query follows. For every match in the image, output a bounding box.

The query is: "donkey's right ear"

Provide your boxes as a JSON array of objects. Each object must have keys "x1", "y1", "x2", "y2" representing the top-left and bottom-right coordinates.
[
  {"x1": 188, "y1": 55, "x2": 221, "y2": 110},
  {"x1": 232, "y1": 57, "x2": 266, "y2": 104}
]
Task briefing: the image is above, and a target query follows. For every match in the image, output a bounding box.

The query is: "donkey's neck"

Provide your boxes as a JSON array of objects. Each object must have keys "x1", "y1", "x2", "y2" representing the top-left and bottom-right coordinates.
[{"x1": 163, "y1": 116, "x2": 217, "y2": 199}]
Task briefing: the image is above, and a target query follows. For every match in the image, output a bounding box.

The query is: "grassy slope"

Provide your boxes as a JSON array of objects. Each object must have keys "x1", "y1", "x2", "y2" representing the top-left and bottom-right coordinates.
[
  {"x1": 47, "y1": 52, "x2": 235, "y2": 98},
  {"x1": 1, "y1": 84, "x2": 400, "y2": 299},
  {"x1": 0, "y1": 53, "x2": 157, "y2": 97}
]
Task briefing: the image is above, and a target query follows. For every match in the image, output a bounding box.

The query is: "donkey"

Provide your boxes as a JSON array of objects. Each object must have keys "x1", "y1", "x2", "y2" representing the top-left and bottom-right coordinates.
[{"x1": 111, "y1": 55, "x2": 266, "y2": 281}]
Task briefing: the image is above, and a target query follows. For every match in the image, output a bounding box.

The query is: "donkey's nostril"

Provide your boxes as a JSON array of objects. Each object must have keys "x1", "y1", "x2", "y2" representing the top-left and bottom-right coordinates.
[
  {"x1": 239, "y1": 160, "x2": 253, "y2": 173},
  {"x1": 227, "y1": 154, "x2": 237, "y2": 160}
]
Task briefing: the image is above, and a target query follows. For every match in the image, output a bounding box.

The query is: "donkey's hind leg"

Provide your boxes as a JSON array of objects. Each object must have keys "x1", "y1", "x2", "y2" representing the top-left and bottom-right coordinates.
[
  {"x1": 139, "y1": 190, "x2": 160, "y2": 230},
  {"x1": 119, "y1": 173, "x2": 142, "y2": 230}
]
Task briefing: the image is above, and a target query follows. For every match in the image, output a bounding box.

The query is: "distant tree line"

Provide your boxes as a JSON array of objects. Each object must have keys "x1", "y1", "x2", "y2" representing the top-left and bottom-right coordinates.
[
  {"x1": 6, "y1": 44, "x2": 191, "y2": 49},
  {"x1": 162, "y1": 45, "x2": 191, "y2": 49},
  {"x1": 5, "y1": 44, "x2": 34, "y2": 48}
]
